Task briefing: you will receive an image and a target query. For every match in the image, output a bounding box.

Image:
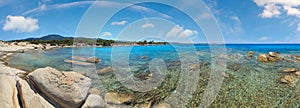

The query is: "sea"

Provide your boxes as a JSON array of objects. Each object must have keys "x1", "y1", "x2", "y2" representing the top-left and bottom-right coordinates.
[{"x1": 7, "y1": 44, "x2": 300, "y2": 107}]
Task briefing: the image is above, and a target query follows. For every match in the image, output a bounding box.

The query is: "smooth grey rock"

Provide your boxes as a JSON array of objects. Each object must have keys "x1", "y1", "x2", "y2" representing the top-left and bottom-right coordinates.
[
  {"x1": 17, "y1": 78, "x2": 54, "y2": 108},
  {"x1": 81, "y1": 94, "x2": 106, "y2": 108},
  {"x1": 0, "y1": 75, "x2": 20, "y2": 108},
  {"x1": 28, "y1": 67, "x2": 91, "y2": 108}
]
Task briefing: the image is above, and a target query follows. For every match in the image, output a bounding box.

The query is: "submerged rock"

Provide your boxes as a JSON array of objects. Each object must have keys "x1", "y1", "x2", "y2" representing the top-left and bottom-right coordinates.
[
  {"x1": 97, "y1": 67, "x2": 113, "y2": 74},
  {"x1": 104, "y1": 92, "x2": 133, "y2": 104},
  {"x1": 152, "y1": 103, "x2": 171, "y2": 108},
  {"x1": 134, "y1": 102, "x2": 152, "y2": 108},
  {"x1": 81, "y1": 94, "x2": 106, "y2": 108},
  {"x1": 72, "y1": 56, "x2": 87, "y2": 61},
  {"x1": 86, "y1": 56, "x2": 100, "y2": 63},
  {"x1": 64, "y1": 59, "x2": 94, "y2": 66},
  {"x1": 28, "y1": 67, "x2": 91, "y2": 108},
  {"x1": 281, "y1": 68, "x2": 298, "y2": 73},
  {"x1": 17, "y1": 78, "x2": 54, "y2": 108},
  {"x1": 190, "y1": 63, "x2": 200, "y2": 70},
  {"x1": 0, "y1": 75, "x2": 20, "y2": 108},
  {"x1": 248, "y1": 51, "x2": 255, "y2": 57},
  {"x1": 279, "y1": 74, "x2": 298, "y2": 85},
  {"x1": 107, "y1": 104, "x2": 132, "y2": 108},
  {"x1": 141, "y1": 56, "x2": 149, "y2": 59},
  {"x1": 227, "y1": 63, "x2": 240, "y2": 71}
]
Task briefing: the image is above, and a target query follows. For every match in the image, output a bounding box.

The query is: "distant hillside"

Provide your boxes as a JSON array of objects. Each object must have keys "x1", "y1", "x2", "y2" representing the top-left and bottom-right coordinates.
[
  {"x1": 10, "y1": 34, "x2": 168, "y2": 46},
  {"x1": 23, "y1": 34, "x2": 73, "y2": 41}
]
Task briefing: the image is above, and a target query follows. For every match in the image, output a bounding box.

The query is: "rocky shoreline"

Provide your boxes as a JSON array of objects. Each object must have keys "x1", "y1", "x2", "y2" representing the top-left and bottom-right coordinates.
[
  {"x1": 2, "y1": 41, "x2": 300, "y2": 107},
  {"x1": 0, "y1": 42, "x2": 172, "y2": 108}
]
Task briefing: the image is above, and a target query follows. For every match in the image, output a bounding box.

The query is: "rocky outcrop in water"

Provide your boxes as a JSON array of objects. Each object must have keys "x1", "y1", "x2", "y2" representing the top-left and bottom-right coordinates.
[
  {"x1": 248, "y1": 51, "x2": 255, "y2": 57},
  {"x1": 64, "y1": 56, "x2": 101, "y2": 66},
  {"x1": 86, "y1": 56, "x2": 100, "y2": 63},
  {"x1": 257, "y1": 52, "x2": 283, "y2": 63},
  {"x1": 279, "y1": 68, "x2": 300, "y2": 86},
  {"x1": 28, "y1": 67, "x2": 92, "y2": 108},
  {"x1": 64, "y1": 59, "x2": 94, "y2": 66}
]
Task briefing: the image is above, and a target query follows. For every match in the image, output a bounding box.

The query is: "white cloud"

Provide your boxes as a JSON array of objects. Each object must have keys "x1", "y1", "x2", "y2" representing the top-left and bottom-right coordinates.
[
  {"x1": 260, "y1": 4, "x2": 281, "y2": 18},
  {"x1": 197, "y1": 13, "x2": 212, "y2": 20},
  {"x1": 231, "y1": 16, "x2": 240, "y2": 23},
  {"x1": 111, "y1": 20, "x2": 127, "y2": 26},
  {"x1": 166, "y1": 25, "x2": 198, "y2": 38},
  {"x1": 3, "y1": 15, "x2": 39, "y2": 33},
  {"x1": 222, "y1": 16, "x2": 243, "y2": 35},
  {"x1": 141, "y1": 22, "x2": 154, "y2": 28},
  {"x1": 253, "y1": 0, "x2": 300, "y2": 31},
  {"x1": 283, "y1": 6, "x2": 300, "y2": 17},
  {"x1": 129, "y1": 5, "x2": 172, "y2": 19},
  {"x1": 166, "y1": 25, "x2": 183, "y2": 37},
  {"x1": 258, "y1": 36, "x2": 269, "y2": 41},
  {"x1": 100, "y1": 32, "x2": 112, "y2": 37},
  {"x1": 23, "y1": 1, "x2": 129, "y2": 15},
  {"x1": 178, "y1": 29, "x2": 198, "y2": 38},
  {"x1": 253, "y1": 0, "x2": 300, "y2": 18}
]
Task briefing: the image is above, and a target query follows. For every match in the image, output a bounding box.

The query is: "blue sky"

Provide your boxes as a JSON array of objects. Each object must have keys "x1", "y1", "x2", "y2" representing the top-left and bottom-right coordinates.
[{"x1": 1, "y1": 0, "x2": 300, "y2": 43}]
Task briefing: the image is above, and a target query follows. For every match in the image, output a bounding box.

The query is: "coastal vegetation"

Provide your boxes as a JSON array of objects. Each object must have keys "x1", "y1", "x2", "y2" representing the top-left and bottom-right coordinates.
[{"x1": 11, "y1": 34, "x2": 168, "y2": 47}]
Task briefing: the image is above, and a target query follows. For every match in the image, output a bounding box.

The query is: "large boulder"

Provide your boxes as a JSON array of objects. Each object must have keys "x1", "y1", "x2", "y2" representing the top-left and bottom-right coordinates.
[
  {"x1": 257, "y1": 54, "x2": 269, "y2": 62},
  {"x1": 17, "y1": 78, "x2": 54, "y2": 108},
  {"x1": 0, "y1": 64, "x2": 26, "y2": 76},
  {"x1": 257, "y1": 52, "x2": 283, "y2": 63},
  {"x1": 28, "y1": 67, "x2": 92, "y2": 108},
  {"x1": 0, "y1": 75, "x2": 20, "y2": 108},
  {"x1": 81, "y1": 94, "x2": 106, "y2": 108}
]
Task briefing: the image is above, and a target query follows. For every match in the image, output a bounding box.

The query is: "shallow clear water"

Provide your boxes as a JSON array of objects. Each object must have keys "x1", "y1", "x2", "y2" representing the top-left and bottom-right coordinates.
[{"x1": 7, "y1": 44, "x2": 300, "y2": 107}]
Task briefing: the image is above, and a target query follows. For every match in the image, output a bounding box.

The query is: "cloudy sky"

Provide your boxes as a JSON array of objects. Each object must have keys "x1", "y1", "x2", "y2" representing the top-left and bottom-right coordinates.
[{"x1": 1, "y1": 0, "x2": 300, "y2": 43}]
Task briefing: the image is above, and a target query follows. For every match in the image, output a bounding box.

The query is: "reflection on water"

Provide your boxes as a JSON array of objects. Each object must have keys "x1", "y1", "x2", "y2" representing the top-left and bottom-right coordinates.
[{"x1": 7, "y1": 44, "x2": 300, "y2": 107}]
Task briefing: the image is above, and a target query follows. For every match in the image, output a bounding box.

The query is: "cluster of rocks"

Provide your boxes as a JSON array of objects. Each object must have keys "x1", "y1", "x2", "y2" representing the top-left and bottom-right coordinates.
[
  {"x1": 0, "y1": 52, "x2": 14, "y2": 61},
  {"x1": 64, "y1": 56, "x2": 100, "y2": 66},
  {"x1": 257, "y1": 52, "x2": 284, "y2": 63},
  {"x1": 0, "y1": 41, "x2": 60, "y2": 53},
  {"x1": 258, "y1": 52, "x2": 283, "y2": 62},
  {"x1": 279, "y1": 68, "x2": 300, "y2": 86},
  {"x1": 249, "y1": 52, "x2": 284, "y2": 63},
  {"x1": 0, "y1": 64, "x2": 171, "y2": 108}
]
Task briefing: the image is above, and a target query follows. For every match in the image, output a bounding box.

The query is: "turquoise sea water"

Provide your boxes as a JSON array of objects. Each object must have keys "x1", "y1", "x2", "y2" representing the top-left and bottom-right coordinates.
[{"x1": 7, "y1": 44, "x2": 300, "y2": 107}]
